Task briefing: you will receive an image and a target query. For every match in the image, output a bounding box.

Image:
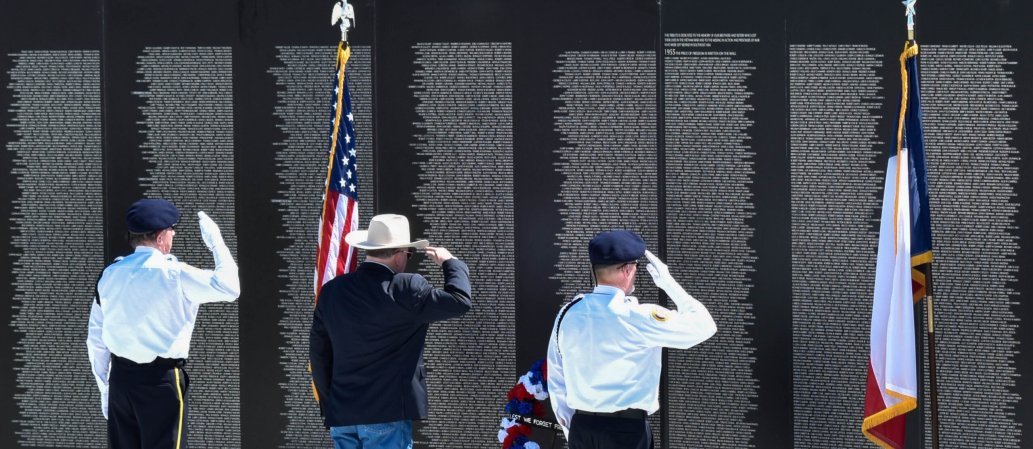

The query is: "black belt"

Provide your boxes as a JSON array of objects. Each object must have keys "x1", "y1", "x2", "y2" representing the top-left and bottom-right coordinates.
[
  {"x1": 575, "y1": 409, "x2": 647, "y2": 419},
  {"x1": 112, "y1": 354, "x2": 186, "y2": 368}
]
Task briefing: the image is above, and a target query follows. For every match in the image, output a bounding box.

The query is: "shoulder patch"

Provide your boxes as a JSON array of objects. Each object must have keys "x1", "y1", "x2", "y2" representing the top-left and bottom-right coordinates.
[
  {"x1": 650, "y1": 308, "x2": 668, "y2": 322},
  {"x1": 637, "y1": 303, "x2": 671, "y2": 323}
]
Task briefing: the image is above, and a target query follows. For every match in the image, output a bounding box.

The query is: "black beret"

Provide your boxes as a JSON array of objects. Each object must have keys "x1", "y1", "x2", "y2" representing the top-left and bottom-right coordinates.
[
  {"x1": 126, "y1": 199, "x2": 180, "y2": 233},
  {"x1": 589, "y1": 230, "x2": 645, "y2": 265}
]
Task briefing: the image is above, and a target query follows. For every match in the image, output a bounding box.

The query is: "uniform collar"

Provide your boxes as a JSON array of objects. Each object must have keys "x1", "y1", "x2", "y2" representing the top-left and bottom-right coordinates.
[
  {"x1": 592, "y1": 285, "x2": 626, "y2": 301},
  {"x1": 133, "y1": 246, "x2": 163, "y2": 256},
  {"x1": 590, "y1": 285, "x2": 636, "y2": 312}
]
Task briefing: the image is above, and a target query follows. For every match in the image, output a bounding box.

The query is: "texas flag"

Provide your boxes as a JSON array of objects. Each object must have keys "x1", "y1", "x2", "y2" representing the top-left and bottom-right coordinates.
[{"x1": 862, "y1": 40, "x2": 931, "y2": 449}]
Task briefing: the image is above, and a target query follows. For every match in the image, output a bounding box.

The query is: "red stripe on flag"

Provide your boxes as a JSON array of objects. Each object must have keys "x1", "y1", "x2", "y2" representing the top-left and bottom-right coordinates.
[
  {"x1": 316, "y1": 191, "x2": 341, "y2": 295},
  {"x1": 345, "y1": 201, "x2": 359, "y2": 272},
  {"x1": 322, "y1": 194, "x2": 349, "y2": 282},
  {"x1": 336, "y1": 199, "x2": 358, "y2": 276},
  {"x1": 864, "y1": 362, "x2": 906, "y2": 449},
  {"x1": 346, "y1": 200, "x2": 358, "y2": 271},
  {"x1": 347, "y1": 201, "x2": 359, "y2": 271}
]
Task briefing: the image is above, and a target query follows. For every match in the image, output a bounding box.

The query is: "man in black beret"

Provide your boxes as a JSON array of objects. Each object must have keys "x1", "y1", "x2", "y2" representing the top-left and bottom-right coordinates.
[
  {"x1": 86, "y1": 199, "x2": 241, "y2": 449},
  {"x1": 547, "y1": 230, "x2": 717, "y2": 449}
]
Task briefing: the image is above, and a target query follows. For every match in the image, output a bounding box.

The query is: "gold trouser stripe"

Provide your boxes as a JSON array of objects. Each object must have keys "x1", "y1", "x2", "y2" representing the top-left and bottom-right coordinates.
[{"x1": 174, "y1": 368, "x2": 185, "y2": 449}]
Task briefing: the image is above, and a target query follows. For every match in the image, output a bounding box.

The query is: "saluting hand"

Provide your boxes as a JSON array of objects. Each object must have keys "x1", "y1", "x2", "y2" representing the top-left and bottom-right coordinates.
[
  {"x1": 424, "y1": 246, "x2": 454, "y2": 266},
  {"x1": 645, "y1": 249, "x2": 699, "y2": 307},
  {"x1": 645, "y1": 250, "x2": 673, "y2": 290},
  {"x1": 197, "y1": 211, "x2": 225, "y2": 251}
]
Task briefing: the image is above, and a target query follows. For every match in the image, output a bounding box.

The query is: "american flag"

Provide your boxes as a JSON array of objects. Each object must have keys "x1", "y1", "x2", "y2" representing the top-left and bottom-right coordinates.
[{"x1": 315, "y1": 43, "x2": 360, "y2": 300}]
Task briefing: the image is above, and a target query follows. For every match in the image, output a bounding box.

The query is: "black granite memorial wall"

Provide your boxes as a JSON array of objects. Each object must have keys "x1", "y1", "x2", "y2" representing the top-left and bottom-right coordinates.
[{"x1": 1, "y1": 0, "x2": 1030, "y2": 448}]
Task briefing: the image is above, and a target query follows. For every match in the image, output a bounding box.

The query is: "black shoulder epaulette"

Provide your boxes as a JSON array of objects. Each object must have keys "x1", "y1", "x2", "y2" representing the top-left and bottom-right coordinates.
[
  {"x1": 93, "y1": 271, "x2": 104, "y2": 306},
  {"x1": 554, "y1": 294, "x2": 585, "y2": 358},
  {"x1": 94, "y1": 257, "x2": 122, "y2": 306}
]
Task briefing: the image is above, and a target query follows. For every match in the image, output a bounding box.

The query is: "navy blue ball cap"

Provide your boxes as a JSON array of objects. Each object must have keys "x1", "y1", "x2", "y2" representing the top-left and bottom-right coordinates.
[
  {"x1": 588, "y1": 230, "x2": 646, "y2": 265},
  {"x1": 126, "y1": 199, "x2": 180, "y2": 233}
]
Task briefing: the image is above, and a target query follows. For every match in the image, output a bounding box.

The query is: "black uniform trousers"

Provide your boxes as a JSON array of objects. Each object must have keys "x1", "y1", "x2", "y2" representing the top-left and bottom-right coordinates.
[
  {"x1": 569, "y1": 410, "x2": 653, "y2": 449},
  {"x1": 108, "y1": 355, "x2": 189, "y2": 449}
]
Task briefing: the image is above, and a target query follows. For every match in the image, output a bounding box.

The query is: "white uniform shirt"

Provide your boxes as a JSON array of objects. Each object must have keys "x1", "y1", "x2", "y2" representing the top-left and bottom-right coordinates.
[
  {"x1": 85, "y1": 246, "x2": 240, "y2": 416},
  {"x1": 547, "y1": 285, "x2": 717, "y2": 435}
]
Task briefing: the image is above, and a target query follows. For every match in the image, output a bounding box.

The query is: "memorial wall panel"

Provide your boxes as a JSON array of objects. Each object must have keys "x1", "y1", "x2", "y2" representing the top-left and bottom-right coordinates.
[
  {"x1": 6, "y1": 48, "x2": 106, "y2": 449},
  {"x1": 920, "y1": 44, "x2": 1024, "y2": 449},
  {"x1": 788, "y1": 43, "x2": 887, "y2": 448},
  {"x1": 661, "y1": 3, "x2": 791, "y2": 446},
  {"x1": 409, "y1": 41, "x2": 516, "y2": 448},
  {"x1": 1, "y1": 2, "x2": 105, "y2": 447}
]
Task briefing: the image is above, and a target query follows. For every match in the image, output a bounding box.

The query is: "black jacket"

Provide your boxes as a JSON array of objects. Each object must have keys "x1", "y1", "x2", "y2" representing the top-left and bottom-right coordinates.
[{"x1": 310, "y1": 259, "x2": 472, "y2": 427}]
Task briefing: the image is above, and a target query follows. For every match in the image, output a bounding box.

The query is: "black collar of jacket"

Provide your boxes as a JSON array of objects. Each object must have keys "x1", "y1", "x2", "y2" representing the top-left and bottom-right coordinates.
[{"x1": 358, "y1": 261, "x2": 397, "y2": 275}]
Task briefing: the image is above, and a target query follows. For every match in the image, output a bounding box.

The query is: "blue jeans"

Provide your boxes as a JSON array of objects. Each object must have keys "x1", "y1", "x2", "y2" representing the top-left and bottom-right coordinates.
[{"x1": 330, "y1": 420, "x2": 413, "y2": 449}]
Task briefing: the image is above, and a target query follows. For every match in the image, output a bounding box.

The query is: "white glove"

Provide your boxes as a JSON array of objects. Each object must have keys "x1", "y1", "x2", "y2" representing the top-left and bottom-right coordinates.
[
  {"x1": 644, "y1": 250, "x2": 673, "y2": 289},
  {"x1": 198, "y1": 211, "x2": 225, "y2": 250},
  {"x1": 198, "y1": 211, "x2": 236, "y2": 272},
  {"x1": 644, "y1": 250, "x2": 694, "y2": 306}
]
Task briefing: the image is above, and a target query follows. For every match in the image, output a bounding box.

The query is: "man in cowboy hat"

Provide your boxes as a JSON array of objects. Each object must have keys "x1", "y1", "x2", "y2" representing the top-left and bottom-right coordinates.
[{"x1": 310, "y1": 213, "x2": 472, "y2": 449}]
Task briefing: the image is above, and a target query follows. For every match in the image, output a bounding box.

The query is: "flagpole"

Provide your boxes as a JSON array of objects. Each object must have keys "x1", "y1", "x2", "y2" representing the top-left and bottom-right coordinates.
[
  {"x1": 924, "y1": 264, "x2": 939, "y2": 449},
  {"x1": 312, "y1": 0, "x2": 357, "y2": 405},
  {"x1": 903, "y1": 2, "x2": 939, "y2": 447},
  {"x1": 901, "y1": 2, "x2": 940, "y2": 448}
]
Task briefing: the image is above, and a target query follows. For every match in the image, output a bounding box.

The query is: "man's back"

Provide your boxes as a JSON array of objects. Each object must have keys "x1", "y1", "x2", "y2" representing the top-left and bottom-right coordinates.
[
  {"x1": 554, "y1": 286, "x2": 666, "y2": 415},
  {"x1": 99, "y1": 248, "x2": 197, "y2": 361},
  {"x1": 98, "y1": 245, "x2": 239, "y2": 363},
  {"x1": 311, "y1": 259, "x2": 472, "y2": 427}
]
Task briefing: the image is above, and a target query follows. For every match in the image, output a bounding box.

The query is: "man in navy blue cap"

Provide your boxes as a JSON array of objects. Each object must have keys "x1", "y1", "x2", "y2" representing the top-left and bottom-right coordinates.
[
  {"x1": 547, "y1": 230, "x2": 717, "y2": 449},
  {"x1": 86, "y1": 199, "x2": 240, "y2": 449}
]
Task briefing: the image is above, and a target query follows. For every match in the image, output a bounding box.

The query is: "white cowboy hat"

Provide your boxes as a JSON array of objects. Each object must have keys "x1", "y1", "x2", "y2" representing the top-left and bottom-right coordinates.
[{"x1": 344, "y1": 214, "x2": 429, "y2": 250}]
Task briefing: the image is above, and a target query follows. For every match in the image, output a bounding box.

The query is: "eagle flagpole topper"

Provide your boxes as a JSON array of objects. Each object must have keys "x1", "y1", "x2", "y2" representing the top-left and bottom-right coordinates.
[
  {"x1": 332, "y1": 0, "x2": 356, "y2": 43},
  {"x1": 904, "y1": 0, "x2": 916, "y2": 41}
]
